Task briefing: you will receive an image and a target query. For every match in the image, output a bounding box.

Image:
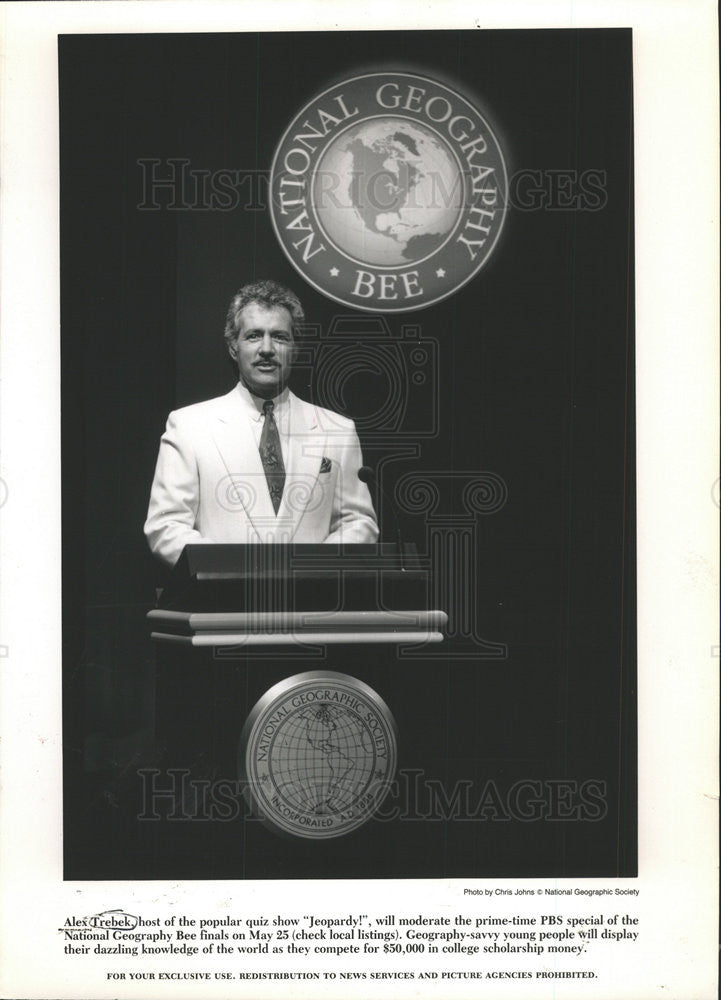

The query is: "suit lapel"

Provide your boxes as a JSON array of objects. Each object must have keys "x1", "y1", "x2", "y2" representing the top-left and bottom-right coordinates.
[
  {"x1": 211, "y1": 387, "x2": 278, "y2": 537},
  {"x1": 277, "y1": 393, "x2": 325, "y2": 540}
]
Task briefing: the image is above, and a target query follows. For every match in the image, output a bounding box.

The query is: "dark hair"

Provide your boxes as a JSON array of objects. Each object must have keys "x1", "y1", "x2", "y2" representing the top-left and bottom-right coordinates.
[{"x1": 224, "y1": 279, "x2": 304, "y2": 348}]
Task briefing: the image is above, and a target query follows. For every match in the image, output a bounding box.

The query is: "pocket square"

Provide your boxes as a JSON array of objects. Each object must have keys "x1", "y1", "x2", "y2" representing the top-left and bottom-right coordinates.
[{"x1": 319, "y1": 456, "x2": 332, "y2": 474}]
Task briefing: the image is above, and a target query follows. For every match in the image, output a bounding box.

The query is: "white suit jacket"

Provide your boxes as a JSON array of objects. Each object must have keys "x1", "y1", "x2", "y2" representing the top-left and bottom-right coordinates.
[{"x1": 144, "y1": 385, "x2": 378, "y2": 566}]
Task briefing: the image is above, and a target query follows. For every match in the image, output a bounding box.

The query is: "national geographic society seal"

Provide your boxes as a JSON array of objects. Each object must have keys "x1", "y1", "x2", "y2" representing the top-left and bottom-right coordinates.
[
  {"x1": 240, "y1": 671, "x2": 398, "y2": 839},
  {"x1": 269, "y1": 71, "x2": 507, "y2": 312}
]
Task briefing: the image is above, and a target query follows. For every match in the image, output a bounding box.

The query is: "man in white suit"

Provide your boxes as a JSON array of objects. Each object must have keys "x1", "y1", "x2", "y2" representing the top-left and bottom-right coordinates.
[{"x1": 145, "y1": 279, "x2": 378, "y2": 567}]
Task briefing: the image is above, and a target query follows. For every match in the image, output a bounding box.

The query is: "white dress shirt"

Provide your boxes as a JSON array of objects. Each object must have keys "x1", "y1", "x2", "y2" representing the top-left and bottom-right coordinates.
[{"x1": 235, "y1": 382, "x2": 291, "y2": 466}]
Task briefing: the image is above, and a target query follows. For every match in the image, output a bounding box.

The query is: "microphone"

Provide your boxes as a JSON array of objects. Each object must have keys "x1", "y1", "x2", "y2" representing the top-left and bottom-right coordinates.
[{"x1": 358, "y1": 465, "x2": 405, "y2": 570}]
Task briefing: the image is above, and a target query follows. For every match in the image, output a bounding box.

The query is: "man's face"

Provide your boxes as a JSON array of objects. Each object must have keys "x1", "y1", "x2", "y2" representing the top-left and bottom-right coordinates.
[{"x1": 229, "y1": 301, "x2": 296, "y2": 399}]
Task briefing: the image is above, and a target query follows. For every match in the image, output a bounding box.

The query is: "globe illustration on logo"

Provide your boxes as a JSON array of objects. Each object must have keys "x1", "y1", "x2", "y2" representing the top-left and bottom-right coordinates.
[
  {"x1": 313, "y1": 117, "x2": 463, "y2": 267},
  {"x1": 270, "y1": 72, "x2": 508, "y2": 312},
  {"x1": 271, "y1": 703, "x2": 377, "y2": 812},
  {"x1": 241, "y1": 671, "x2": 397, "y2": 839}
]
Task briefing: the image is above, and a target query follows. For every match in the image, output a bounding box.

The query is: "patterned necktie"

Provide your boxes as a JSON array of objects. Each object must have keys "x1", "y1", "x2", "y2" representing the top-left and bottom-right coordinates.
[{"x1": 258, "y1": 399, "x2": 285, "y2": 514}]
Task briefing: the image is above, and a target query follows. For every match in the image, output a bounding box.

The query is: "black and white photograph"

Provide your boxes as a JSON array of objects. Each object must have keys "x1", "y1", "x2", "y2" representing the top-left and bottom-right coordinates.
[
  {"x1": 0, "y1": 3, "x2": 717, "y2": 999},
  {"x1": 60, "y1": 27, "x2": 636, "y2": 881}
]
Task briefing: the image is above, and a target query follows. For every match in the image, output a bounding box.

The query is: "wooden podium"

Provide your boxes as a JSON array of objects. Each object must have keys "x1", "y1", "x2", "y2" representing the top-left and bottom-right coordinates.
[
  {"x1": 148, "y1": 543, "x2": 446, "y2": 646},
  {"x1": 147, "y1": 544, "x2": 446, "y2": 805}
]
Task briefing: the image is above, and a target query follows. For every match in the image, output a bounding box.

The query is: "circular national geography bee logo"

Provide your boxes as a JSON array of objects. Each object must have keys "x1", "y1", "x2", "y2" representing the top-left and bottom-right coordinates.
[
  {"x1": 269, "y1": 71, "x2": 507, "y2": 312},
  {"x1": 240, "y1": 671, "x2": 398, "y2": 839}
]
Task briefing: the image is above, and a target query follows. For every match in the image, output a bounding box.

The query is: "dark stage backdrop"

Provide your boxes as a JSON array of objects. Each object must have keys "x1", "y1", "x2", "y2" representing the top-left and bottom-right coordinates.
[{"x1": 60, "y1": 29, "x2": 636, "y2": 879}]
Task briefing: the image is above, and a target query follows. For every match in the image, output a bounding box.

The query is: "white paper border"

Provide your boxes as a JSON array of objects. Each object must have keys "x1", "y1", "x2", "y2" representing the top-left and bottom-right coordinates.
[{"x1": 0, "y1": 2, "x2": 718, "y2": 998}]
